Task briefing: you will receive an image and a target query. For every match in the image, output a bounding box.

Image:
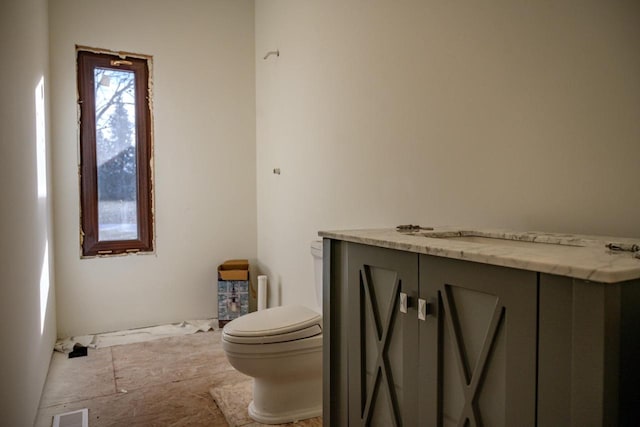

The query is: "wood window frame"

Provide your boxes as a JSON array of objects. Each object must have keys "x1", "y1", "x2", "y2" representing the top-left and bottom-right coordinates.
[{"x1": 77, "y1": 47, "x2": 154, "y2": 257}]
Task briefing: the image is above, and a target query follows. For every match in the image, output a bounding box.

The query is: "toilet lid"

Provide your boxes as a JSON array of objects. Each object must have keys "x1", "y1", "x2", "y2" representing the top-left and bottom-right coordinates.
[{"x1": 222, "y1": 305, "x2": 322, "y2": 345}]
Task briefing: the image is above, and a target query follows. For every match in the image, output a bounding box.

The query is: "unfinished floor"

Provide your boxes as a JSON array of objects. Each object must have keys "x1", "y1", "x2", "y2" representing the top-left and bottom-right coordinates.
[{"x1": 35, "y1": 330, "x2": 322, "y2": 427}]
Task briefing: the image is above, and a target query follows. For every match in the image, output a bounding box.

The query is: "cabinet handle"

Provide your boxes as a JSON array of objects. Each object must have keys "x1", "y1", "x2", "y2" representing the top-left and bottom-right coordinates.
[
  {"x1": 400, "y1": 292, "x2": 408, "y2": 314},
  {"x1": 418, "y1": 298, "x2": 428, "y2": 321}
]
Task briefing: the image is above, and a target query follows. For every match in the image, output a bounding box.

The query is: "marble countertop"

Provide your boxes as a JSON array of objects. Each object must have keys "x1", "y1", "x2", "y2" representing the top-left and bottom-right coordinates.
[{"x1": 318, "y1": 227, "x2": 640, "y2": 283}]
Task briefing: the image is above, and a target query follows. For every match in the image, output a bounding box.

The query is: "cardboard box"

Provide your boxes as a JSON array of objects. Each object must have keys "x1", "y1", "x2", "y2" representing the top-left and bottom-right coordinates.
[
  {"x1": 218, "y1": 259, "x2": 249, "y2": 281},
  {"x1": 218, "y1": 259, "x2": 250, "y2": 328}
]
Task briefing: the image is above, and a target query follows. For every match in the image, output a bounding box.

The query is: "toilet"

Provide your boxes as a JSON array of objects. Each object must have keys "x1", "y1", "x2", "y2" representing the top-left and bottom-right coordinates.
[{"x1": 221, "y1": 241, "x2": 323, "y2": 424}]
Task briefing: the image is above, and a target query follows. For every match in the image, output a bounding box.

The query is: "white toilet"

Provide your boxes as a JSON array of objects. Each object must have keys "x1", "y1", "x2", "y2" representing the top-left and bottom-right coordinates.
[{"x1": 221, "y1": 241, "x2": 323, "y2": 424}]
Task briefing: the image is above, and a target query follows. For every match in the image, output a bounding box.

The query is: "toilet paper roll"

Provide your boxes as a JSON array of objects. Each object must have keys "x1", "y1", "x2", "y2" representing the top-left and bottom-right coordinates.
[{"x1": 258, "y1": 275, "x2": 267, "y2": 311}]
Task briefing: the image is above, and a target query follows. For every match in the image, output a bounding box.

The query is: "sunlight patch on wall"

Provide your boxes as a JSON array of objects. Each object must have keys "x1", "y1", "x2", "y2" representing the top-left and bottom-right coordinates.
[
  {"x1": 40, "y1": 242, "x2": 50, "y2": 335},
  {"x1": 35, "y1": 76, "x2": 50, "y2": 335},
  {"x1": 35, "y1": 76, "x2": 47, "y2": 198}
]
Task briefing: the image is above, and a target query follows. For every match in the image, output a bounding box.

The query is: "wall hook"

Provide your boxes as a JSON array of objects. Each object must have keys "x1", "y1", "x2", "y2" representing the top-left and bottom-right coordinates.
[{"x1": 263, "y1": 50, "x2": 279, "y2": 60}]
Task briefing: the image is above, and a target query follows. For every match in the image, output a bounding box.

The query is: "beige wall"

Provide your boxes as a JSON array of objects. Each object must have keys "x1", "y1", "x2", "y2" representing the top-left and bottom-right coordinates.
[
  {"x1": 0, "y1": 0, "x2": 57, "y2": 424},
  {"x1": 255, "y1": 0, "x2": 640, "y2": 308},
  {"x1": 50, "y1": 0, "x2": 256, "y2": 336}
]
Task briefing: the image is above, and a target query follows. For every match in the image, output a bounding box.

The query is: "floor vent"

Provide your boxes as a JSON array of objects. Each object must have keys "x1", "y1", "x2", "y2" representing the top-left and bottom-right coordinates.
[{"x1": 53, "y1": 408, "x2": 88, "y2": 427}]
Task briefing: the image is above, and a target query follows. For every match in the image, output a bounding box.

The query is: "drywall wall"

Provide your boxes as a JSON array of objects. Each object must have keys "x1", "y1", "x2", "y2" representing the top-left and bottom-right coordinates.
[
  {"x1": 255, "y1": 0, "x2": 640, "y2": 308},
  {"x1": 50, "y1": 0, "x2": 256, "y2": 336},
  {"x1": 0, "y1": 0, "x2": 57, "y2": 424}
]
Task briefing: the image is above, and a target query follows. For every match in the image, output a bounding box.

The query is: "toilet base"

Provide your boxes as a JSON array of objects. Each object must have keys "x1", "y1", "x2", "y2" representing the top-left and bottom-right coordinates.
[
  {"x1": 248, "y1": 400, "x2": 322, "y2": 424},
  {"x1": 248, "y1": 374, "x2": 322, "y2": 424}
]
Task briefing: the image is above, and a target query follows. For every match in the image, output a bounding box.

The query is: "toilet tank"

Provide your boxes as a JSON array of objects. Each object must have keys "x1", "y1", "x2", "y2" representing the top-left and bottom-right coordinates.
[{"x1": 310, "y1": 240, "x2": 323, "y2": 310}]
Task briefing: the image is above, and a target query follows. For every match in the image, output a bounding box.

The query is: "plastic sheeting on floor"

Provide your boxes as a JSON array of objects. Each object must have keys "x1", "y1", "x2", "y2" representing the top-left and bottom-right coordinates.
[{"x1": 54, "y1": 319, "x2": 217, "y2": 353}]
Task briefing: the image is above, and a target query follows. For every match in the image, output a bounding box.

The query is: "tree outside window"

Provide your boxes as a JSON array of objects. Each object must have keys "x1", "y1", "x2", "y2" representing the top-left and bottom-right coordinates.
[{"x1": 77, "y1": 48, "x2": 154, "y2": 257}]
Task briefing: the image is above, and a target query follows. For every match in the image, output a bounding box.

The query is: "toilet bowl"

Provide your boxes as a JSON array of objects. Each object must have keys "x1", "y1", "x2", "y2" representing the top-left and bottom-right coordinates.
[{"x1": 221, "y1": 241, "x2": 324, "y2": 424}]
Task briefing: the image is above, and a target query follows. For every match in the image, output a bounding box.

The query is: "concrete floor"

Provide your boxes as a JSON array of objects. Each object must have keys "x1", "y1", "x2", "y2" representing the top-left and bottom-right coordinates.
[{"x1": 35, "y1": 330, "x2": 321, "y2": 427}]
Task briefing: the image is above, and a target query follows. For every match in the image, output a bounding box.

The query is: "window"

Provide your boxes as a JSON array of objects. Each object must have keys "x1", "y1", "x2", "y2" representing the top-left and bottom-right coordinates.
[{"x1": 77, "y1": 48, "x2": 154, "y2": 257}]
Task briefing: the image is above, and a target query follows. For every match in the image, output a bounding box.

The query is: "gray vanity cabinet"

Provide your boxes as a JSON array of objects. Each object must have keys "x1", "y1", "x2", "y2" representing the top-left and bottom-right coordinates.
[
  {"x1": 419, "y1": 255, "x2": 537, "y2": 427},
  {"x1": 325, "y1": 241, "x2": 537, "y2": 426},
  {"x1": 324, "y1": 232, "x2": 640, "y2": 427}
]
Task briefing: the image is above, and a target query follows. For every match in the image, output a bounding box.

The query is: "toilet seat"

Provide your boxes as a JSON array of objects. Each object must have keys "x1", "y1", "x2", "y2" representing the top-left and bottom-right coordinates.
[{"x1": 222, "y1": 305, "x2": 322, "y2": 345}]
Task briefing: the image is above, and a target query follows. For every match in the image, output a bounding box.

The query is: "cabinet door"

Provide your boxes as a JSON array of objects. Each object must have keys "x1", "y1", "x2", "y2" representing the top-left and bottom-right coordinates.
[
  {"x1": 347, "y1": 243, "x2": 419, "y2": 426},
  {"x1": 420, "y1": 255, "x2": 537, "y2": 427}
]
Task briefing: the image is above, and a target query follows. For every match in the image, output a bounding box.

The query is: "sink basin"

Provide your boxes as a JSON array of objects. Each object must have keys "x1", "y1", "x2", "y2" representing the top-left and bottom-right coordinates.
[
  {"x1": 440, "y1": 235, "x2": 585, "y2": 248},
  {"x1": 419, "y1": 230, "x2": 592, "y2": 248}
]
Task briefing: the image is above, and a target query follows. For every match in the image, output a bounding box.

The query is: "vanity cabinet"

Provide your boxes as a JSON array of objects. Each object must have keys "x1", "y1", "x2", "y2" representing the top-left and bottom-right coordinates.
[
  {"x1": 323, "y1": 237, "x2": 640, "y2": 427},
  {"x1": 326, "y1": 241, "x2": 537, "y2": 426}
]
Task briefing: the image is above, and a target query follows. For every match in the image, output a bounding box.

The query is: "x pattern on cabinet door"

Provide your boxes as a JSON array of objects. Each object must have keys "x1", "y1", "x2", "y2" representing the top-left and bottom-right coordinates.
[
  {"x1": 360, "y1": 265, "x2": 402, "y2": 426},
  {"x1": 441, "y1": 285, "x2": 505, "y2": 427}
]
